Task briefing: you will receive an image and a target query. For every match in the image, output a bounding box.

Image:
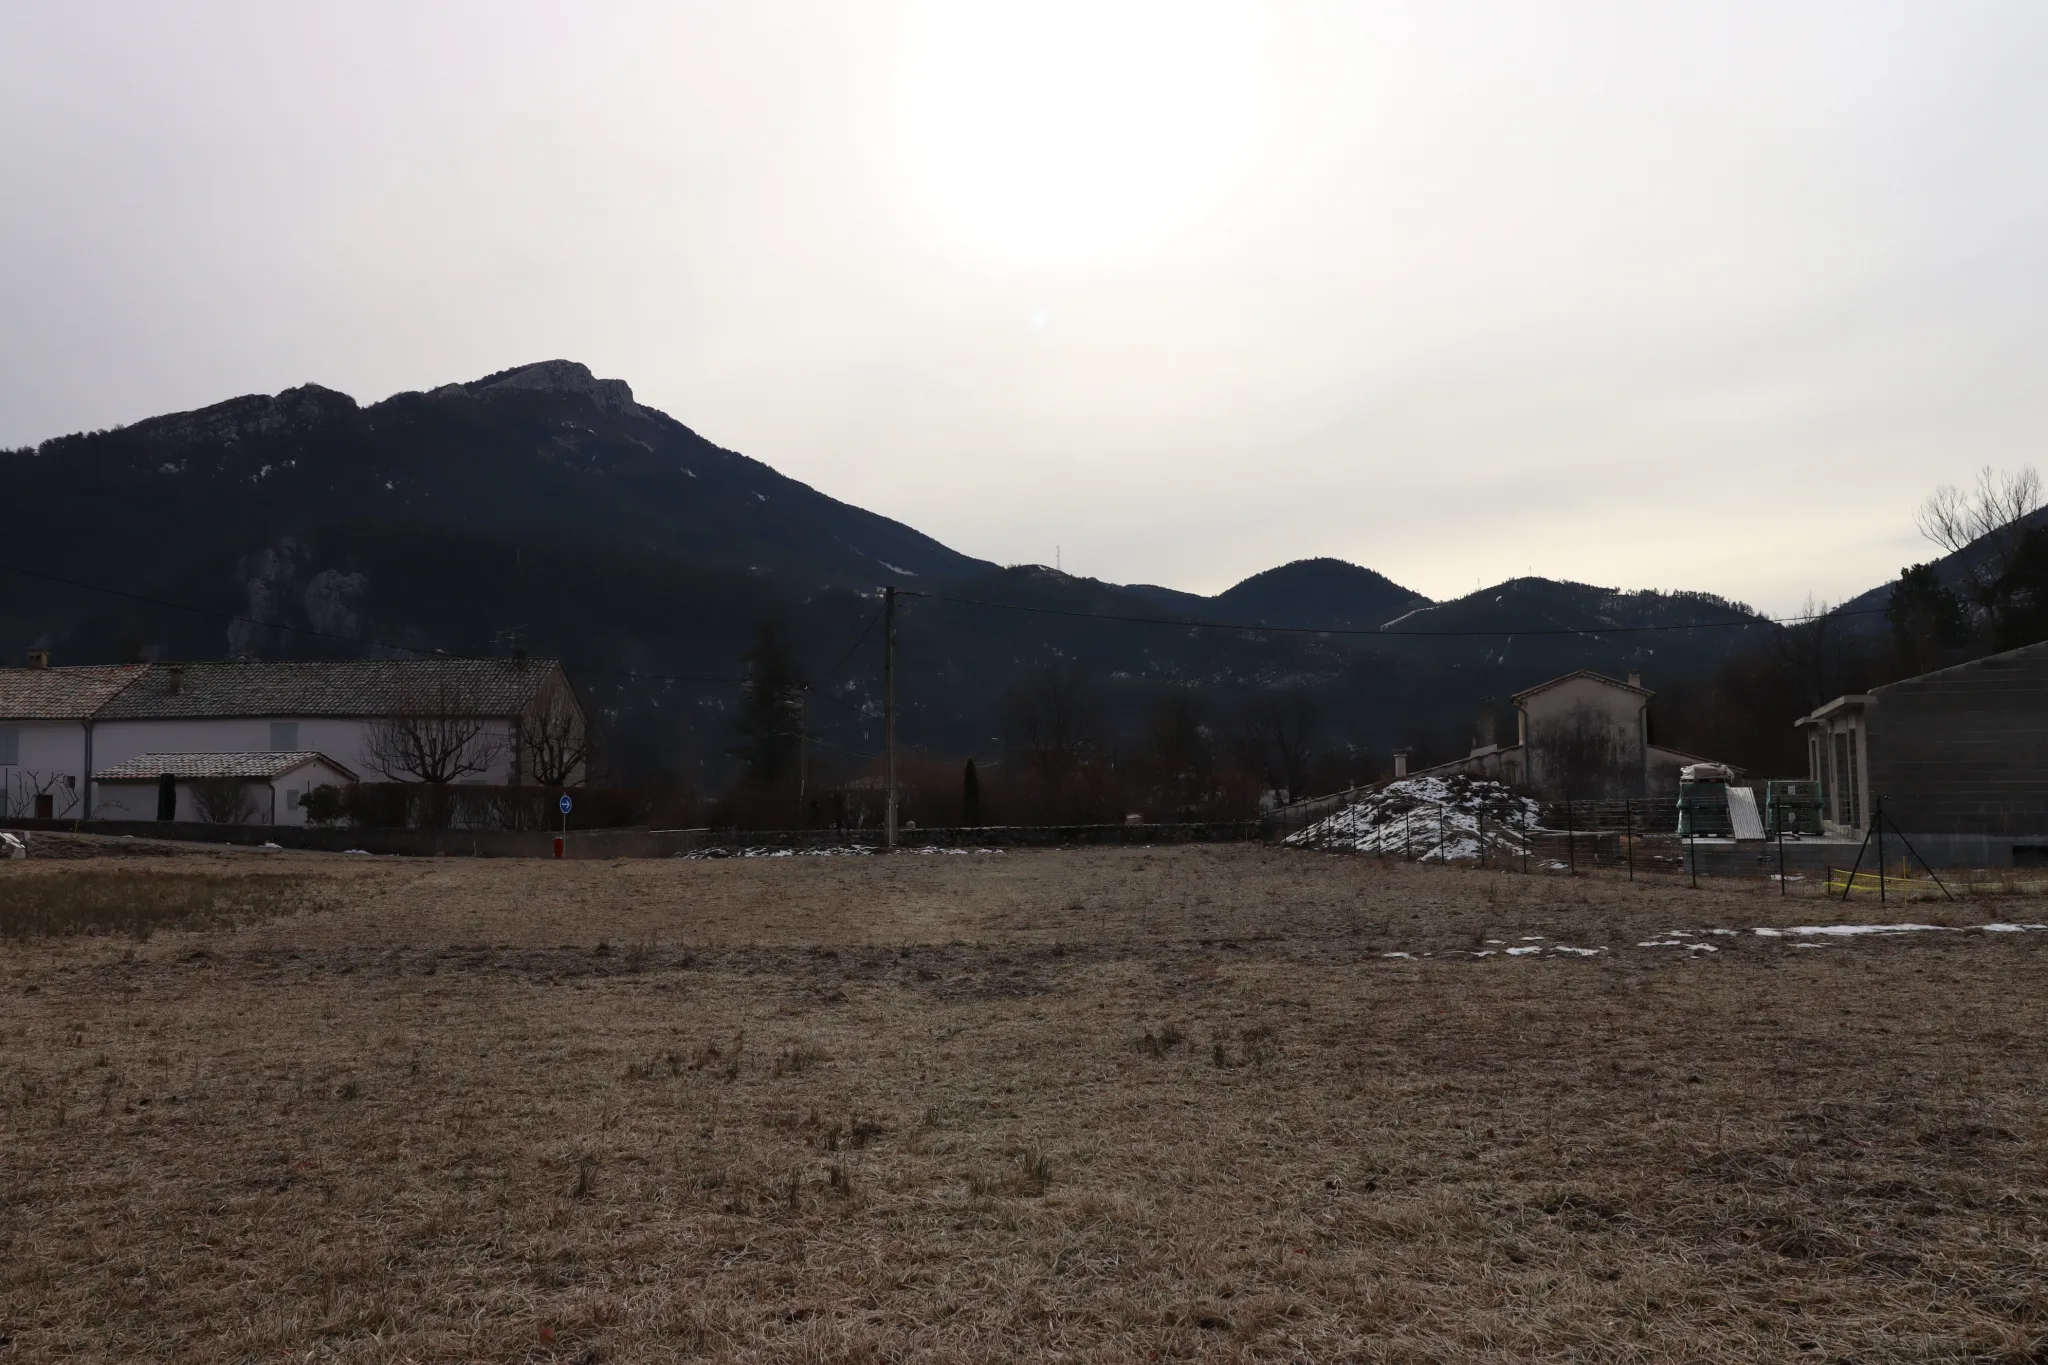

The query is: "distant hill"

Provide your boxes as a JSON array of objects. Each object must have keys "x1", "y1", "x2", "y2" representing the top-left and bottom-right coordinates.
[
  {"x1": 0, "y1": 360, "x2": 1781, "y2": 788},
  {"x1": 7, "y1": 359, "x2": 987, "y2": 595},
  {"x1": 1832, "y1": 506, "x2": 2048, "y2": 630},
  {"x1": 1213, "y1": 558, "x2": 1430, "y2": 631},
  {"x1": 1384, "y1": 576, "x2": 1764, "y2": 640},
  {"x1": 1123, "y1": 558, "x2": 1428, "y2": 632}
]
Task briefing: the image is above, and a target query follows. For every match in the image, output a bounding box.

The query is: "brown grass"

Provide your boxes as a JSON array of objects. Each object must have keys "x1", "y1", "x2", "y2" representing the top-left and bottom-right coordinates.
[
  {"x1": 0, "y1": 866, "x2": 327, "y2": 940},
  {"x1": 2, "y1": 846, "x2": 2046, "y2": 1361}
]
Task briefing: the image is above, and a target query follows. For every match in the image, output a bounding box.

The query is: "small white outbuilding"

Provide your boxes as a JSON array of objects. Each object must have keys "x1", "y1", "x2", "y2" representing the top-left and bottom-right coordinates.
[{"x1": 92, "y1": 751, "x2": 358, "y2": 826}]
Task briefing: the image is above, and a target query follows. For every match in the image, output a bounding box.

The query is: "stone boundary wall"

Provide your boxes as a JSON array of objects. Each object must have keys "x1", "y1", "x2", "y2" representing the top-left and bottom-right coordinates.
[
  {"x1": 0, "y1": 818, "x2": 708, "y2": 859},
  {"x1": 699, "y1": 822, "x2": 1260, "y2": 851},
  {"x1": 0, "y1": 818, "x2": 1256, "y2": 858}
]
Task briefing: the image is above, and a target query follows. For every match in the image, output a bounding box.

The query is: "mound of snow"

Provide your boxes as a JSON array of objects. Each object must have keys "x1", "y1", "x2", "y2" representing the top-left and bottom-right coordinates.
[{"x1": 1286, "y1": 775, "x2": 1544, "y2": 862}]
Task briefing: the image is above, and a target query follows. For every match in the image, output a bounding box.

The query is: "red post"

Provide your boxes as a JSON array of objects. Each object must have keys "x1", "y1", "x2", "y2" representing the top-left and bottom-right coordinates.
[{"x1": 553, "y1": 836, "x2": 565, "y2": 860}]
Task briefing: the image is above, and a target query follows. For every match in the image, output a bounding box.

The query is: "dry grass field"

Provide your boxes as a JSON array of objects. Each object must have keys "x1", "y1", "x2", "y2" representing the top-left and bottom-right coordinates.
[{"x1": 3, "y1": 843, "x2": 2047, "y2": 1363}]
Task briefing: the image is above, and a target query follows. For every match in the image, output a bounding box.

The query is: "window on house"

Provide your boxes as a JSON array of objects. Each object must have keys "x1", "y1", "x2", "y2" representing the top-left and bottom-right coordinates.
[
  {"x1": 270, "y1": 721, "x2": 299, "y2": 751},
  {"x1": 284, "y1": 787, "x2": 302, "y2": 809},
  {"x1": 0, "y1": 727, "x2": 17, "y2": 766}
]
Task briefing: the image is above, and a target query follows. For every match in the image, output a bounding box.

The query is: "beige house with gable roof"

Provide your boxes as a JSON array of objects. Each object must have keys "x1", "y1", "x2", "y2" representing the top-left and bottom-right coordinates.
[{"x1": 1407, "y1": 669, "x2": 1736, "y2": 799}]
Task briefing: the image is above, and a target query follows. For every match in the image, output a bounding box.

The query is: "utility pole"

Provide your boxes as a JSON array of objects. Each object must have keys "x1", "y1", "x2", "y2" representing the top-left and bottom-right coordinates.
[
  {"x1": 884, "y1": 586, "x2": 898, "y2": 850},
  {"x1": 793, "y1": 687, "x2": 808, "y2": 826}
]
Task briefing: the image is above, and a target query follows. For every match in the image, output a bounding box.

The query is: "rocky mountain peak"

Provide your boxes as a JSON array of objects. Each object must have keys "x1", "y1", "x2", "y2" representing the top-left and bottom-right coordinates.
[
  {"x1": 131, "y1": 384, "x2": 359, "y2": 456},
  {"x1": 464, "y1": 360, "x2": 640, "y2": 414}
]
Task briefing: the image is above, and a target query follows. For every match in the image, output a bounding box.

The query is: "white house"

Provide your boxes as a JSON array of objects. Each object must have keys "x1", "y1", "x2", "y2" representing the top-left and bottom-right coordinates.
[
  {"x1": 93, "y1": 751, "x2": 360, "y2": 825},
  {"x1": 0, "y1": 655, "x2": 584, "y2": 822},
  {"x1": 0, "y1": 662, "x2": 148, "y2": 819}
]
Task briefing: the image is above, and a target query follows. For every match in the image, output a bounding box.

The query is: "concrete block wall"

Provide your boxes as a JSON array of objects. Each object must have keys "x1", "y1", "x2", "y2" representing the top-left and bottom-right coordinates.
[{"x1": 1868, "y1": 645, "x2": 2048, "y2": 837}]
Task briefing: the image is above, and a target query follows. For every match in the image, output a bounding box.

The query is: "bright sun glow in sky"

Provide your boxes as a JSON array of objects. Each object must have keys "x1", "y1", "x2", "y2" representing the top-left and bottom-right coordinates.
[
  {"x1": 4, "y1": 1, "x2": 2048, "y2": 615},
  {"x1": 896, "y1": 2, "x2": 1258, "y2": 267}
]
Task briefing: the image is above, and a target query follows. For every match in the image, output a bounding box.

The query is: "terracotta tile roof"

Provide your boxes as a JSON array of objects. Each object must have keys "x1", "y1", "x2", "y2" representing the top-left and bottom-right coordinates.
[
  {"x1": 93, "y1": 751, "x2": 358, "y2": 781},
  {"x1": 94, "y1": 658, "x2": 563, "y2": 720},
  {"x1": 0, "y1": 664, "x2": 149, "y2": 719}
]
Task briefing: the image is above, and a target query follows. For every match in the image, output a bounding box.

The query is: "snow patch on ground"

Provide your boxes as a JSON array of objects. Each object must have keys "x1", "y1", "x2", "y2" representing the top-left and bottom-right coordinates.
[
  {"x1": 1753, "y1": 923, "x2": 1948, "y2": 937},
  {"x1": 1371, "y1": 921, "x2": 2045, "y2": 964}
]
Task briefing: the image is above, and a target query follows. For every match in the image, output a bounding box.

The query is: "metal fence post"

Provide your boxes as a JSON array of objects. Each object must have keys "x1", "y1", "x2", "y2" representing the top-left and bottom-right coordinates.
[
  {"x1": 1566, "y1": 799, "x2": 1575, "y2": 875},
  {"x1": 1777, "y1": 805, "x2": 1786, "y2": 897},
  {"x1": 1625, "y1": 798, "x2": 1634, "y2": 882}
]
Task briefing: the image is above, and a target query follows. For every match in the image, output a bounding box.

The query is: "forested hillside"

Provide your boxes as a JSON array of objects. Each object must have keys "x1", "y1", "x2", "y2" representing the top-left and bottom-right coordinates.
[{"x1": 1, "y1": 361, "x2": 1786, "y2": 804}]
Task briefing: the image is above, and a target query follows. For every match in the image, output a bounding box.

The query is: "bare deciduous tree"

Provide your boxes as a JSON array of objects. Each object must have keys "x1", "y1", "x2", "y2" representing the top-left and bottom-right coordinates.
[
  {"x1": 1237, "y1": 689, "x2": 1322, "y2": 802},
  {"x1": 10, "y1": 771, "x2": 79, "y2": 819},
  {"x1": 1141, "y1": 687, "x2": 1212, "y2": 812},
  {"x1": 1529, "y1": 702, "x2": 1633, "y2": 800},
  {"x1": 1916, "y1": 465, "x2": 2044, "y2": 607},
  {"x1": 1002, "y1": 665, "x2": 1102, "y2": 785},
  {"x1": 190, "y1": 777, "x2": 256, "y2": 825},
  {"x1": 365, "y1": 677, "x2": 507, "y2": 783},
  {"x1": 519, "y1": 676, "x2": 589, "y2": 787}
]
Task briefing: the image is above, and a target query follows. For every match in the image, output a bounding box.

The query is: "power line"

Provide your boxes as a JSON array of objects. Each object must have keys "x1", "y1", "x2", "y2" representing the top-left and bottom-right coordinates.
[
  {"x1": 896, "y1": 588, "x2": 1889, "y2": 638},
  {"x1": 822, "y1": 605, "x2": 883, "y2": 680}
]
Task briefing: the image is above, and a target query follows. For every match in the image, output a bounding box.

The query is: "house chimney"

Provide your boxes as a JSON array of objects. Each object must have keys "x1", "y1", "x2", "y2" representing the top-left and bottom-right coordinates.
[
  {"x1": 513, "y1": 647, "x2": 527, "y2": 668},
  {"x1": 165, "y1": 664, "x2": 183, "y2": 694},
  {"x1": 1628, "y1": 671, "x2": 1642, "y2": 689},
  {"x1": 1393, "y1": 748, "x2": 1412, "y2": 779},
  {"x1": 24, "y1": 649, "x2": 48, "y2": 669}
]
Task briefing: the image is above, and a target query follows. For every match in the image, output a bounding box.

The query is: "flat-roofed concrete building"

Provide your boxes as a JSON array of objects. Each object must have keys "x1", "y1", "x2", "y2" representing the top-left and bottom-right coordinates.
[{"x1": 1796, "y1": 639, "x2": 2048, "y2": 864}]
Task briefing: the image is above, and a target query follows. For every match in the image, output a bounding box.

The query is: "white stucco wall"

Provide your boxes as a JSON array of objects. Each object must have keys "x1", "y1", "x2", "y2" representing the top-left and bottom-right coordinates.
[
  {"x1": 94, "y1": 756, "x2": 358, "y2": 826},
  {"x1": 89, "y1": 717, "x2": 521, "y2": 785},
  {"x1": 0, "y1": 721, "x2": 90, "y2": 818}
]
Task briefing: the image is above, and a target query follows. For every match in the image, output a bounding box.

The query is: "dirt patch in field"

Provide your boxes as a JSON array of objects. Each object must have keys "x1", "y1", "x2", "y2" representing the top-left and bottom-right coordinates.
[{"x1": 2, "y1": 847, "x2": 2045, "y2": 1362}]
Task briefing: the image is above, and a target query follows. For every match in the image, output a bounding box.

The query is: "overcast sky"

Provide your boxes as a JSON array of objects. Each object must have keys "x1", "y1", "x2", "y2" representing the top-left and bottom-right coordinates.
[{"x1": 5, "y1": 1, "x2": 2046, "y2": 614}]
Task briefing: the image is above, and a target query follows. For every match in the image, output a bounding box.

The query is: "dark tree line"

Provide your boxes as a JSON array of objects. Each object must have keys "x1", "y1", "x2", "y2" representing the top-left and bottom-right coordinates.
[
  {"x1": 707, "y1": 634, "x2": 1375, "y2": 829},
  {"x1": 1658, "y1": 467, "x2": 2048, "y2": 775}
]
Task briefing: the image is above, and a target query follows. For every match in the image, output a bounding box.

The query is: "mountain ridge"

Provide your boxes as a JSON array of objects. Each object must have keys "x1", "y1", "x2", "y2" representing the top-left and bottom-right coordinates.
[
  {"x1": 23, "y1": 359, "x2": 989, "y2": 592},
  {"x1": 0, "y1": 359, "x2": 1831, "y2": 783}
]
